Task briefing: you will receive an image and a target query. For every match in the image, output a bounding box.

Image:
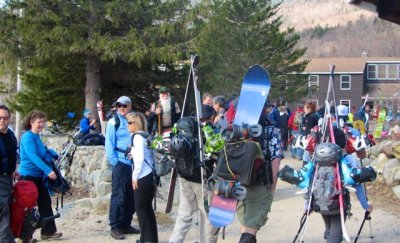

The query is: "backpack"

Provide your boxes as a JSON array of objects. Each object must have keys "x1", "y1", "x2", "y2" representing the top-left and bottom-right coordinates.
[
  {"x1": 131, "y1": 132, "x2": 172, "y2": 178},
  {"x1": 294, "y1": 111, "x2": 303, "y2": 127},
  {"x1": 214, "y1": 140, "x2": 264, "y2": 186},
  {"x1": 170, "y1": 117, "x2": 201, "y2": 182},
  {"x1": 312, "y1": 163, "x2": 350, "y2": 215}
]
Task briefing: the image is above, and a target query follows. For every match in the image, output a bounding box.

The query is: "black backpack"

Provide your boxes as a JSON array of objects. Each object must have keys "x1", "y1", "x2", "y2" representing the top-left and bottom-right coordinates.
[{"x1": 171, "y1": 117, "x2": 201, "y2": 182}]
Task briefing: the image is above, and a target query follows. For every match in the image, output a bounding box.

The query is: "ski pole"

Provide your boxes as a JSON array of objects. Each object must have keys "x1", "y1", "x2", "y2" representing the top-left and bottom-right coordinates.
[
  {"x1": 359, "y1": 159, "x2": 374, "y2": 239},
  {"x1": 292, "y1": 213, "x2": 306, "y2": 243},
  {"x1": 354, "y1": 211, "x2": 372, "y2": 243}
]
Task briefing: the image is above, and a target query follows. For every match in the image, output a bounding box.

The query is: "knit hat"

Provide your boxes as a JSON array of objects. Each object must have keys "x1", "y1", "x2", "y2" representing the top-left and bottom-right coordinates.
[{"x1": 83, "y1": 109, "x2": 91, "y2": 116}]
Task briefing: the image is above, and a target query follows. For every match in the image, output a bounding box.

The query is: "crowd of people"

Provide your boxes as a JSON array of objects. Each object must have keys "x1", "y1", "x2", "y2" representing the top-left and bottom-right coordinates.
[{"x1": 0, "y1": 85, "x2": 377, "y2": 243}]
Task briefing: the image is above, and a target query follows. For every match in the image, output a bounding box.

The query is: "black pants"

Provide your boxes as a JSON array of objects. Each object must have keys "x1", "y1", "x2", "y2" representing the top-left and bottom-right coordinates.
[
  {"x1": 0, "y1": 176, "x2": 14, "y2": 243},
  {"x1": 109, "y1": 162, "x2": 135, "y2": 230},
  {"x1": 134, "y1": 173, "x2": 158, "y2": 243},
  {"x1": 20, "y1": 176, "x2": 57, "y2": 235},
  {"x1": 322, "y1": 214, "x2": 342, "y2": 243}
]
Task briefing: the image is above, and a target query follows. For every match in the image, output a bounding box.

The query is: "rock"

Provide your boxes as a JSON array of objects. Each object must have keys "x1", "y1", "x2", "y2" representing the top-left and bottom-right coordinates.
[
  {"x1": 75, "y1": 198, "x2": 93, "y2": 209},
  {"x1": 370, "y1": 153, "x2": 390, "y2": 173},
  {"x1": 383, "y1": 158, "x2": 400, "y2": 187},
  {"x1": 392, "y1": 185, "x2": 400, "y2": 199},
  {"x1": 96, "y1": 182, "x2": 112, "y2": 197},
  {"x1": 378, "y1": 140, "x2": 393, "y2": 153},
  {"x1": 360, "y1": 158, "x2": 373, "y2": 166},
  {"x1": 381, "y1": 144, "x2": 395, "y2": 158},
  {"x1": 392, "y1": 141, "x2": 400, "y2": 159}
]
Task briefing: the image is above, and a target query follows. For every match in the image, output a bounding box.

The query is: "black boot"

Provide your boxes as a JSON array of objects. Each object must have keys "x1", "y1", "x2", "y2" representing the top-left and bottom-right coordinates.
[{"x1": 239, "y1": 233, "x2": 257, "y2": 243}]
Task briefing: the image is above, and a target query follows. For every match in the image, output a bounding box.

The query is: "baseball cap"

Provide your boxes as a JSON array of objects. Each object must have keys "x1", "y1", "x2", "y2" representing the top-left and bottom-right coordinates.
[
  {"x1": 116, "y1": 96, "x2": 131, "y2": 105},
  {"x1": 83, "y1": 109, "x2": 91, "y2": 116}
]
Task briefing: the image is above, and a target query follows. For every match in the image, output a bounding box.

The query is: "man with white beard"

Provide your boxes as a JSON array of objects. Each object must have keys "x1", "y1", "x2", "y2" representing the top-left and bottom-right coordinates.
[{"x1": 148, "y1": 86, "x2": 181, "y2": 135}]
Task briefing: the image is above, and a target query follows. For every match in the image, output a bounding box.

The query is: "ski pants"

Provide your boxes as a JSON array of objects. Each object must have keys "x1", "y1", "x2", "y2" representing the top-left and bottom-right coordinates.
[
  {"x1": 169, "y1": 178, "x2": 218, "y2": 243},
  {"x1": 321, "y1": 214, "x2": 342, "y2": 243},
  {"x1": 109, "y1": 162, "x2": 135, "y2": 230},
  {"x1": 0, "y1": 176, "x2": 14, "y2": 243}
]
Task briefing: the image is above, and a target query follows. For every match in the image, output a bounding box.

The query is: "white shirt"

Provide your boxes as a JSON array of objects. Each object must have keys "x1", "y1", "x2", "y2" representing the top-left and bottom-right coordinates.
[{"x1": 130, "y1": 132, "x2": 154, "y2": 181}]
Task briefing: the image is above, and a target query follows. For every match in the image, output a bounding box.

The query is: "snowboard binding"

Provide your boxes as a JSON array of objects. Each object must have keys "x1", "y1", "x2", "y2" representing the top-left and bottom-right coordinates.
[
  {"x1": 208, "y1": 177, "x2": 247, "y2": 200},
  {"x1": 223, "y1": 124, "x2": 262, "y2": 142}
]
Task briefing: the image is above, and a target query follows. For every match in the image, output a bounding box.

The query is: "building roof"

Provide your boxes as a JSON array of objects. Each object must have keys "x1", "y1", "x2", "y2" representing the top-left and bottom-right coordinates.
[{"x1": 303, "y1": 57, "x2": 400, "y2": 74}]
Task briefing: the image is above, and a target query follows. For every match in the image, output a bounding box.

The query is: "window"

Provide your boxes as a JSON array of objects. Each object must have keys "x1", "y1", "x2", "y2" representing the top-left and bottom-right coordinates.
[
  {"x1": 367, "y1": 64, "x2": 376, "y2": 79},
  {"x1": 367, "y1": 63, "x2": 400, "y2": 80},
  {"x1": 340, "y1": 100, "x2": 351, "y2": 108},
  {"x1": 388, "y1": 64, "x2": 398, "y2": 79},
  {"x1": 308, "y1": 75, "x2": 319, "y2": 87},
  {"x1": 340, "y1": 75, "x2": 351, "y2": 90},
  {"x1": 377, "y1": 64, "x2": 387, "y2": 79}
]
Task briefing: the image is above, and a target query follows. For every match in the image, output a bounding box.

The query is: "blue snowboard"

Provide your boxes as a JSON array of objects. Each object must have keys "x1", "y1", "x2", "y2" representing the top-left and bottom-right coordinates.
[
  {"x1": 234, "y1": 65, "x2": 271, "y2": 126},
  {"x1": 208, "y1": 65, "x2": 271, "y2": 228}
]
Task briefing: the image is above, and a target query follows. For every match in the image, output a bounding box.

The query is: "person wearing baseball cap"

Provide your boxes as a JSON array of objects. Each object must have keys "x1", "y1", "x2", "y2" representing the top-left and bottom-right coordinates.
[{"x1": 105, "y1": 95, "x2": 140, "y2": 240}]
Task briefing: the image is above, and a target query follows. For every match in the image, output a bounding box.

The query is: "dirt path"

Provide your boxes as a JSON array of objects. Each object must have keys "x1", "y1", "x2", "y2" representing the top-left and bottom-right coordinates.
[{"x1": 36, "y1": 156, "x2": 400, "y2": 243}]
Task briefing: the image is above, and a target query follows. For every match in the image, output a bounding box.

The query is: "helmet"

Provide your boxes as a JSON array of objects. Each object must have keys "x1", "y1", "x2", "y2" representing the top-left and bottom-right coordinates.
[
  {"x1": 314, "y1": 143, "x2": 342, "y2": 165},
  {"x1": 170, "y1": 134, "x2": 193, "y2": 158}
]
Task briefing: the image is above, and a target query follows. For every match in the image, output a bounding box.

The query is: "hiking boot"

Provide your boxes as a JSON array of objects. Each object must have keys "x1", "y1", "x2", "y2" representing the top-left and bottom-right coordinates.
[
  {"x1": 111, "y1": 229, "x2": 125, "y2": 240},
  {"x1": 121, "y1": 226, "x2": 141, "y2": 234},
  {"x1": 41, "y1": 232, "x2": 62, "y2": 240}
]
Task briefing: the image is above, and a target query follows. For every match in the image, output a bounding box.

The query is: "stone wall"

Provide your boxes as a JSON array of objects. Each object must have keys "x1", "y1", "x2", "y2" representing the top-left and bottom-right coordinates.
[
  {"x1": 367, "y1": 140, "x2": 400, "y2": 199},
  {"x1": 43, "y1": 135, "x2": 112, "y2": 198}
]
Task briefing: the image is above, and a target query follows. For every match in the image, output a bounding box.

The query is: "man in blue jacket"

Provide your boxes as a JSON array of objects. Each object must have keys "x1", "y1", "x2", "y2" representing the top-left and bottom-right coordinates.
[{"x1": 105, "y1": 96, "x2": 140, "y2": 240}]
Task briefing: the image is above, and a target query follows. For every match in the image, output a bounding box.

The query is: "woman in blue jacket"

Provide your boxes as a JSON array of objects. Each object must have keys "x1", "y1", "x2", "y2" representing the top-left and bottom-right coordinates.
[{"x1": 18, "y1": 110, "x2": 62, "y2": 240}]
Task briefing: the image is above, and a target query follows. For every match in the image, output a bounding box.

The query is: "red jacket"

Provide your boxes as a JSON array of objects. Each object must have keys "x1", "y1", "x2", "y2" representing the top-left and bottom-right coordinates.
[{"x1": 288, "y1": 107, "x2": 304, "y2": 131}]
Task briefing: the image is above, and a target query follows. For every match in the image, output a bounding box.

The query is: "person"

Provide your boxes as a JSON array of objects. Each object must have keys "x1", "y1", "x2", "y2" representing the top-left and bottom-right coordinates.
[
  {"x1": 127, "y1": 112, "x2": 158, "y2": 243},
  {"x1": 307, "y1": 131, "x2": 373, "y2": 243},
  {"x1": 78, "y1": 109, "x2": 96, "y2": 136},
  {"x1": 353, "y1": 107, "x2": 367, "y2": 135},
  {"x1": 301, "y1": 102, "x2": 319, "y2": 162},
  {"x1": 169, "y1": 105, "x2": 218, "y2": 243},
  {"x1": 0, "y1": 105, "x2": 18, "y2": 243},
  {"x1": 337, "y1": 104, "x2": 349, "y2": 128},
  {"x1": 18, "y1": 110, "x2": 62, "y2": 241},
  {"x1": 277, "y1": 106, "x2": 289, "y2": 150},
  {"x1": 212, "y1": 96, "x2": 228, "y2": 132},
  {"x1": 236, "y1": 111, "x2": 284, "y2": 243},
  {"x1": 202, "y1": 93, "x2": 213, "y2": 106},
  {"x1": 288, "y1": 105, "x2": 304, "y2": 160},
  {"x1": 105, "y1": 101, "x2": 118, "y2": 121},
  {"x1": 105, "y1": 96, "x2": 140, "y2": 240},
  {"x1": 148, "y1": 86, "x2": 181, "y2": 135}
]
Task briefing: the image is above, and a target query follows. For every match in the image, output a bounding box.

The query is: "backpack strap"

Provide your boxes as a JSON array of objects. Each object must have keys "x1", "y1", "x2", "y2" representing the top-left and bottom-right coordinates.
[
  {"x1": 0, "y1": 134, "x2": 9, "y2": 175},
  {"x1": 112, "y1": 114, "x2": 129, "y2": 156}
]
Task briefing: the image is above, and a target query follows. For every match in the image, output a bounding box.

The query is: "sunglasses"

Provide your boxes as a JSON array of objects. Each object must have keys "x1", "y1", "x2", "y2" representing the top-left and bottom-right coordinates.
[
  {"x1": 128, "y1": 121, "x2": 135, "y2": 125},
  {"x1": 0, "y1": 116, "x2": 9, "y2": 121},
  {"x1": 117, "y1": 104, "x2": 128, "y2": 108}
]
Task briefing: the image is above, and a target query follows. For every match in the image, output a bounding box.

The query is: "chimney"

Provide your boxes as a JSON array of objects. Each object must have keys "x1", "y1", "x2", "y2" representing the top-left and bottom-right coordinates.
[{"x1": 361, "y1": 51, "x2": 368, "y2": 58}]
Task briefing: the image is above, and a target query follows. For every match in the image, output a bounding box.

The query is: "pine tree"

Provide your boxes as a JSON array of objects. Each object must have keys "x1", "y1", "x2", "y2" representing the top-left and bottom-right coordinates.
[
  {"x1": 196, "y1": 0, "x2": 308, "y2": 101},
  {"x1": 0, "y1": 0, "x2": 198, "y2": 121}
]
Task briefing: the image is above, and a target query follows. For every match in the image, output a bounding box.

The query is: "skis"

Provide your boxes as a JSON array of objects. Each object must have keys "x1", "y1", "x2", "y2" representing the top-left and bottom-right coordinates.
[
  {"x1": 165, "y1": 168, "x2": 177, "y2": 213},
  {"x1": 164, "y1": 55, "x2": 201, "y2": 214},
  {"x1": 234, "y1": 65, "x2": 271, "y2": 126}
]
